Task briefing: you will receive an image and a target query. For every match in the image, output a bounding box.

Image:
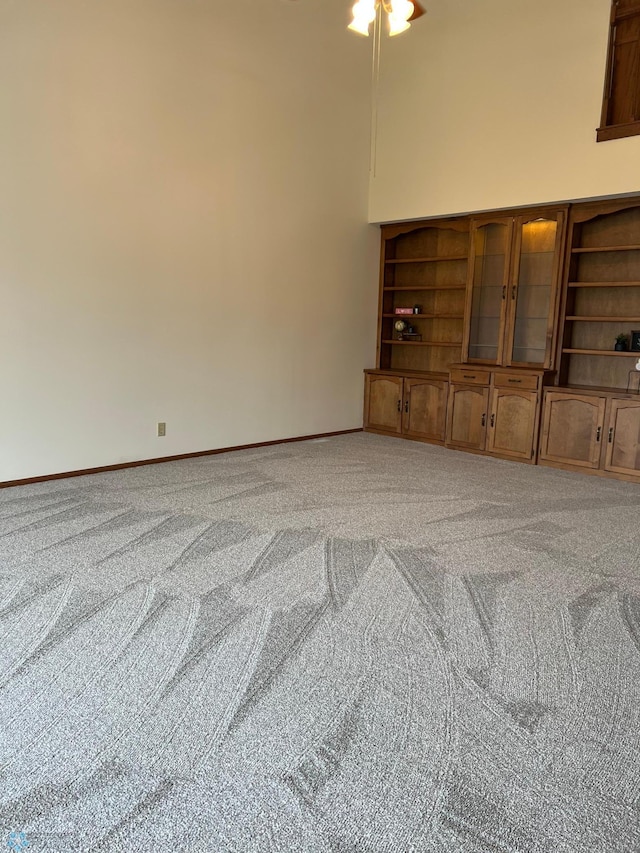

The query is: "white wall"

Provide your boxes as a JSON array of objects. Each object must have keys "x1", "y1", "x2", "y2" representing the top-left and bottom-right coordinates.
[
  {"x1": 369, "y1": 0, "x2": 640, "y2": 223},
  {"x1": 0, "y1": 0, "x2": 379, "y2": 480}
]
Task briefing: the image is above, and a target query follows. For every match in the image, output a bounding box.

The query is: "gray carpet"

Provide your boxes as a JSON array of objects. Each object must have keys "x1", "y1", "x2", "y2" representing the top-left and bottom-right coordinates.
[{"x1": 1, "y1": 432, "x2": 639, "y2": 852}]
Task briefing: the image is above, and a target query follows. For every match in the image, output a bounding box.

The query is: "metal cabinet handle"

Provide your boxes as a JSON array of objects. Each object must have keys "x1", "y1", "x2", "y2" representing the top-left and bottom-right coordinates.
[
  {"x1": 481, "y1": 413, "x2": 486, "y2": 427},
  {"x1": 507, "y1": 378, "x2": 522, "y2": 384},
  {"x1": 596, "y1": 426, "x2": 601, "y2": 442},
  {"x1": 463, "y1": 374, "x2": 476, "y2": 380},
  {"x1": 608, "y1": 427, "x2": 614, "y2": 443},
  {"x1": 511, "y1": 285, "x2": 516, "y2": 300},
  {"x1": 404, "y1": 400, "x2": 409, "y2": 413},
  {"x1": 397, "y1": 399, "x2": 401, "y2": 412},
  {"x1": 490, "y1": 413, "x2": 495, "y2": 427},
  {"x1": 502, "y1": 286, "x2": 506, "y2": 300}
]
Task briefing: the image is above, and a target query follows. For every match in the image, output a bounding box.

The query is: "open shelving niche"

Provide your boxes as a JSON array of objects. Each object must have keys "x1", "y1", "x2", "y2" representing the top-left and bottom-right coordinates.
[
  {"x1": 378, "y1": 219, "x2": 469, "y2": 374},
  {"x1": 558, "y1": 203, "x2": 640, "y2": 390}
]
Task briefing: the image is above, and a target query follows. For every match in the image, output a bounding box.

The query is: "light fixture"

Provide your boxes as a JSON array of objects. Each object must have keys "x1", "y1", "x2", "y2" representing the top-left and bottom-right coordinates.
[
  {"x1": 348, "y1": 0, "x2": 425, "y2": 37},
  {"x1": 350, "y1": 0, "x2": 426, "y2": 180}
]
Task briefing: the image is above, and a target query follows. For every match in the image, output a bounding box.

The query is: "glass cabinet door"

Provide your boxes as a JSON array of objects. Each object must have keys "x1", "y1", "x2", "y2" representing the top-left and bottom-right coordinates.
[
  {"x1": 507, "y1": 214, "x2": 562, "y2": 367},
  {"x1": 466, "y1": 221, "x2": 511, "y2": 363}
]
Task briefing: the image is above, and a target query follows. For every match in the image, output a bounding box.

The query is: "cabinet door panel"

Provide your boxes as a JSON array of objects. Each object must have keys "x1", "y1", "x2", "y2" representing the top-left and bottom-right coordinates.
[
  {"x1": 604, "y1": 399, "x2": 640, "y2": 475},
  {"x1": 365, "y1": 375, "x2": 402, "y2": 433},
  {"x1": 446, "y1": 385, "x2": 489, "y2": 450},
  {"x1": 506, "y1": 213, "x2": 564, "y2": 369},
  {"x1": 539, "y1": 392, "x2": 606, "y2": 468},
  {"x1": 487, "y1": 388, "x2": 538, "y2": 460},
  {"x1": 465, "y1": 220, "x2": 512, "y2": 364},
  {"x1": 403, "y1": 378, "x2": 448, "y2": 441}
]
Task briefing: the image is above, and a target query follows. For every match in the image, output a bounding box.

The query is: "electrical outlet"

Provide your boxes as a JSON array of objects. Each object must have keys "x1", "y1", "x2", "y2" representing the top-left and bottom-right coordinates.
[{"x1": 157, "y1": 422, "x2": 166, "y2": 437}]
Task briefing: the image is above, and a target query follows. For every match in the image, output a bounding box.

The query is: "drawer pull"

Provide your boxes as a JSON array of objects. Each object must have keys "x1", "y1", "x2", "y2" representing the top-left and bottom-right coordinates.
[
  {"x1": 608, "y1": 427, "x2": 614, "y2": 443},
  {"x1": 463, "y1": 374, "x2": 476, "y2": 380},
  {"x1": 596, "y1": 426, "x2": 601, "y2": 442},
  {"x1": 507, "y1": 378, "x2": 522, "y2": 384}
]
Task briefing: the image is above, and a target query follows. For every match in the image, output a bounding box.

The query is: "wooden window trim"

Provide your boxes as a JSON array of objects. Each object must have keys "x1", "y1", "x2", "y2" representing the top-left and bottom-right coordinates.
[
  {"x1": 596, "y1": 119, "x2": 640, "y2": 141},
  {"x1": 597, "y1": 2, "x2": 640, "y2": 142}
]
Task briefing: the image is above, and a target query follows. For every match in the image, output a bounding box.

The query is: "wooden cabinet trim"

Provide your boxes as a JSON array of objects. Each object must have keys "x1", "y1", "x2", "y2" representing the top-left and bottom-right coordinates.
[{"x1": 381, "y1": 217, "x2": 470, "y2": 241}]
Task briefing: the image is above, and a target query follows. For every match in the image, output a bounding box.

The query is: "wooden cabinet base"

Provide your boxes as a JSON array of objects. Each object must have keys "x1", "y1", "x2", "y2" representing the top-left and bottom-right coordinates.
[
  {"x1": 538, "y1": 457, "x2": 640, "y2": 484},
  {"x1": 364, "y1": 371, "x2": 640, "y2": 483},
  {"x1": 445, "y1": 365, "x2": 551, "y2": 464},
  {"x1": 363, "y1": 426, "x2": 446, "y2": 447},
  {"x1": 364, "y1": 370, "x2": 448, "y2": 446},
  {"x1": 539, "y1": 388, "x2": 640, "y2": 482}
]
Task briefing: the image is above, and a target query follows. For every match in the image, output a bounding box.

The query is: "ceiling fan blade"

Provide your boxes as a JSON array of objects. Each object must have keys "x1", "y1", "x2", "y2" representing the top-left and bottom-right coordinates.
[{"x1": 409, "y1": 1, "x2": 426, "y2": 21}]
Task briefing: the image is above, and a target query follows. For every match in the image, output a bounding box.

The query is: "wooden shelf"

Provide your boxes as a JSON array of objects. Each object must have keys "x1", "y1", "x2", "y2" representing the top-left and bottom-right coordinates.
[
  {"x1": 382, "y1": 340, "x2": 462, "y2": 347},
  {"x1": 383, "y1": 285, "x2": 466, "y2": 292},
  {"x1": 571, "y1": 245, "x2": 640, "y2": 253},
  {"x1": 562, "y1": 348, "x2": 639, "y2": 356},
  {"x1": 385, "y1": 255, "x2": 468, "y2": 264},
  {"x1": 568, "y1": 281, "x2": 640, "y2": 287},
  {"x1": 566, "y1": 316, "x2": 640, "y2": 322},
  {"x1": 382, "y1": 313, "x2": 464, "y2": 319},
  {"x1": 377, "y1": 219, "x2": 470, "y2": 377}
]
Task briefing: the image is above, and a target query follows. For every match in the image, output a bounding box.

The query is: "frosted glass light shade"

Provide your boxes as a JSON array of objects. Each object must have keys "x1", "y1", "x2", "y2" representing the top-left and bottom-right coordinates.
[
  {"x1": 388, "y1": 0, "x2": 414, "y2": 35},
  {"x1": 388, "y1": 16, "x2": 410, "y2": 35},
  {"x1": 348, "y1": 0, "x2": 377, "y2": 36}
]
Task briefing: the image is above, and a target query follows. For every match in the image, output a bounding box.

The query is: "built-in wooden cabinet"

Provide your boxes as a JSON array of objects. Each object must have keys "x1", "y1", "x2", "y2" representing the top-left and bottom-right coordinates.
[
  {"x1": 538, "y1": 198, "x2": 640, "y2": 481},
  {"x1": 539, "y1": 389, "x2": 640, "y2": 480},
  {"x1": 364, "y1": 196, "x2": 640, "y2": 483},
  {"x1": 557, "y1": 199, "x2": 640, "y2": 389},
  {"x1": 464, "y1": 209, "x2": 567, "y2": 369},
  {"x1": 379, "y1": 218, "x2": 469, "y2": 374},
  {"x1": 364, "y1": 370, "x2": 448, "y2": 444},
  {"x1": 446, "y1": 366, "x2": 548, "y2": 462}
]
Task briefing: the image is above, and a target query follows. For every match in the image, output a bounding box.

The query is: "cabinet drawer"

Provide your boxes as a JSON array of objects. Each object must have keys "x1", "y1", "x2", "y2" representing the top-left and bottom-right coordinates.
[
  {"x1": 450, "y1": 368, "x2": 490, "y2": 386},
  {"x1": 493, "y1": 373, "x2": 539, "y2": 391}
]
